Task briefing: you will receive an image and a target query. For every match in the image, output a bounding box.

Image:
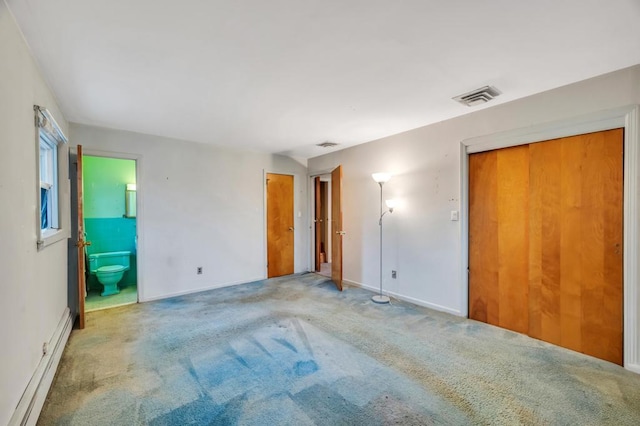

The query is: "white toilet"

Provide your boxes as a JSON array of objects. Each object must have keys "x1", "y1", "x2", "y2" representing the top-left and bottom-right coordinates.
[{"x1": 88, "y1": 251, "x2": 131, "y2": 296}]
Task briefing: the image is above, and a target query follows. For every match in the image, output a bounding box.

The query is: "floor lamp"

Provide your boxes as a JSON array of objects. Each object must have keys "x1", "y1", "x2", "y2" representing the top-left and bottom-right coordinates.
[{"x1": 371, "y1": 173, "x2": 395, "y2": 304}]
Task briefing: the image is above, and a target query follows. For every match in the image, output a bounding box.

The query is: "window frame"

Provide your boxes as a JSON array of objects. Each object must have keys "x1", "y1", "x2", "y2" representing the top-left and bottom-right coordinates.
[{"x1": 35, "y1": 105, "x2": 68, "y2": 250}]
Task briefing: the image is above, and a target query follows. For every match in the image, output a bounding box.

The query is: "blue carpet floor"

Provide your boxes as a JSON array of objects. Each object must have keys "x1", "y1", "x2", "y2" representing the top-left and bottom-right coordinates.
[{"x1": 39, "y1": 273, "x2": 640, "y2": 425}]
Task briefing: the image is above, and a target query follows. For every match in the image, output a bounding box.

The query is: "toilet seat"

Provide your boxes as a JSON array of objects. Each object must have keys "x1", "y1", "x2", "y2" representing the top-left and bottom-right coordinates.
[{"x1": 97, "y1": 265, "x2": 125, "y2": 273}]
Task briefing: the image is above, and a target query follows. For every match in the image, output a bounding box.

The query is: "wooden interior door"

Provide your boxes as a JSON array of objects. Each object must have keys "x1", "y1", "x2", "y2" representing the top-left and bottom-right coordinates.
[
  {"x1": 469, "y1": 129, "x2": 623, "y2": 365},
  {"x1": 331, "y1": 166, "x2": 343, "y2": 290},
  {"x1": 314, "y1": 177, "x2": 321, "y2": 272},
  {"x1": 267, "y1": 173, "x2": 294, "y2": 278},
  {"x1": 75, "y1": 145, "x2": 90, "y2": 329}
]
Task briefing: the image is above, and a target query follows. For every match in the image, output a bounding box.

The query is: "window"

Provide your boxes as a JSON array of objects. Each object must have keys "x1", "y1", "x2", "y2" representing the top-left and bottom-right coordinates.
[
  {"x1": 35, "y1": 105, "x2": 67, "y2": 249},
  {"x1": 40, "y1": 132, "x2": 59, "y2": 230}
]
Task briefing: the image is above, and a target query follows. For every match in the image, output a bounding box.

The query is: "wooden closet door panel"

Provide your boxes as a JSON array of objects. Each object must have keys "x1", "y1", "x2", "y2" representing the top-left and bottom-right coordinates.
[
  {"x1": 558, "y1": 135, "x2": 584, "y2": 353},
  {"x1": 529, "y1": 140, "x2": 563, "y2": 345},
  {"x1": 529, "y1": 129, "x2": 623, "y2": 364},
  {"x1": 469, "y1": 150, "x2": 499, "y2": 324},
  {"x1": 469, "y1": 146, "x2": 529, "y2": 333},
  {"x1": 496, "y1": 145, "x2": 530, "y2": 333},
  {"x1": 601, "y1": 129, "x2": 624, "y2": 364},
  {"x1": 580, "y1": 129, "x2": 623, "y2": 364}
]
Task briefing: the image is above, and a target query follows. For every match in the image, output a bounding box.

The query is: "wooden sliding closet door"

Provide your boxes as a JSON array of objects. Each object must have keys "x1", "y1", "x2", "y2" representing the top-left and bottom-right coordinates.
[
  {"x1": 529, "y1": 130, "x2": 623, "y2": 364},
  {"x1": 469, "y1": 128, "x2": 623, "y2": 365},
  {"x1": 469, "y1": 145, "x2": 530, "y2": 334}
]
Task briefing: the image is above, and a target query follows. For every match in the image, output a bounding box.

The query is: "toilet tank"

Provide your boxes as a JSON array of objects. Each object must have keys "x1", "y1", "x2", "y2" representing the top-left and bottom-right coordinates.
[{"x1": 88, "y1": 251, "x2": 131, "y2": 273}]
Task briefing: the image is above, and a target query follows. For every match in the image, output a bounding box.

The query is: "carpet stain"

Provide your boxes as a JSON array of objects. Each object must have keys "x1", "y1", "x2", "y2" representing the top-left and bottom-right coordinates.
[
  {"x1": 148, "y1": 395, "x2": 224, "y2": 426},
  {"x1": 273, "y1": 337, "x2": 298, "y2": 353},
  {"x1": 291, "y1": 384, "x2": 372, "y2": 424},
  {"x1": 294, "y1": 360, "x2": 319, "y2": 377},
  {"x1": 366, "y1": 394, "x2": 437, "y2": 426}
]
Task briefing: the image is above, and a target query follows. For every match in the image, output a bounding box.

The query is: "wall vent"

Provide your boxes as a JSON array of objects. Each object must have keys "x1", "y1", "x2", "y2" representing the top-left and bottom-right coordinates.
[
  {"x1": 453, "y1": 85, "x2": 501, "y2": 107},
  {"x1": 316, "y1": 141, "x2": 339, "y2": 148}
]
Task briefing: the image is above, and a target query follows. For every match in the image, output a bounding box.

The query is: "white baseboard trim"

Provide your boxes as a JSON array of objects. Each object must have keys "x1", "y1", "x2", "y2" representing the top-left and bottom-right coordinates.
[
  {"x1": 9, "y1": 307, "x2": 72, "y2": 426},
  {"x1": 140, "y1": 276, "x2": 266, "y2": 302},
  {"x1": 343, "y1": 279, "x2": 463, "y2": 316}
]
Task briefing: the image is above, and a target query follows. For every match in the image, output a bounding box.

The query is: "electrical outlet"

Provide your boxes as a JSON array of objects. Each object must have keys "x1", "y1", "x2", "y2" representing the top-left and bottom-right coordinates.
[
  {"x1": 42, "y1": 342, "x2": 48, "y2": 356},
  {"x1": 197, "y1": 267, "x2": 203, "y2": 275},
  {"x1": 391, "y1": 270, "x2": 397, "y2": 279}
]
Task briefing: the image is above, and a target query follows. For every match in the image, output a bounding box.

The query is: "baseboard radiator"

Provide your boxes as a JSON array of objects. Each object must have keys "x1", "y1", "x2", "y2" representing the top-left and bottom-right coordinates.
[{"x1": 9, "y1": 308, "x2": 72, "y2": 426}]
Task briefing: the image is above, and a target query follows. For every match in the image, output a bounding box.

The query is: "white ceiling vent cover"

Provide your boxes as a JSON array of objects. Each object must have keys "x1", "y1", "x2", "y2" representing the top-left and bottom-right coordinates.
[
  {"x1": 453, "y1": 86, "x2": 502, "y2": 107},
  {"x1": 316, "y1": 141, "x2": 339, "y2": 148}
]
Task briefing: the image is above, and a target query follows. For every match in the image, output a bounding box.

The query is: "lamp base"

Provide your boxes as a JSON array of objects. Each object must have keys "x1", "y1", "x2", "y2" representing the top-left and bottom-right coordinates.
[{"x1": 371, "y1": 295, "x2": 390, "y2": 304}]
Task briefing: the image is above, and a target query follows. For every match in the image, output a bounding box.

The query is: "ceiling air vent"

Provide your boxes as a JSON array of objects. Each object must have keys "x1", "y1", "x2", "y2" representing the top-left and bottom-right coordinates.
[
  {"x1": 453, "y1": 85, "x2": 502, "y2": 107},
  {"x1": 316, "y1": 141, "x2": 339, "y2": 148}
]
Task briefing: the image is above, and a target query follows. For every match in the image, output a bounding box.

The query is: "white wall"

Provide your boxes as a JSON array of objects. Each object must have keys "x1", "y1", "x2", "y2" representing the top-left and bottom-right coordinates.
[
  {"x1": 70, "y1": 124, "x2": 309, "y2": 301},
  {"x1": 0, "y1": 2, "x2": 71, "y2": 424},
  {"x1": 309, "y1": 65, "x2": 640, "y2": 316}
]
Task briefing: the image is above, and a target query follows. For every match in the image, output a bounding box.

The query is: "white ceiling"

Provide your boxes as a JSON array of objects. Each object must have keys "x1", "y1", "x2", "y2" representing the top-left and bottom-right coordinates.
[{"x1": 7, "y1": 0, "x2": 640, "y2": 159}]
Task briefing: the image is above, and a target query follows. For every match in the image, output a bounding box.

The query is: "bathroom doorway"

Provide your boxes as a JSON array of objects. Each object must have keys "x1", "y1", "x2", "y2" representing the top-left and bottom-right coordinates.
[{"x1": 82, "y1": 155, "x2": 138, "y2": 312}]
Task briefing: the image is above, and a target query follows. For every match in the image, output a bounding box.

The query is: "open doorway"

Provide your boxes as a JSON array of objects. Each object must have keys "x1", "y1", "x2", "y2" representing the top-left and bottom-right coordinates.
[
  {"x1": 310, "y1": 166, "x2": 343, "y2": 290},
  {"x1": 82, "y1": 155, "x2": 138, "y2": 311},
  {"x1": 313, "y1": 174, "x2": 332, "y2": 278}
]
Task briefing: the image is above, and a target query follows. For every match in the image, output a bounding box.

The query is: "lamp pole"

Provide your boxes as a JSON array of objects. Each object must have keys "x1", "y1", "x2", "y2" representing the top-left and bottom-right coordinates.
[{"x1": 372, "y1": 180, "x2": 391, "y2": 304}]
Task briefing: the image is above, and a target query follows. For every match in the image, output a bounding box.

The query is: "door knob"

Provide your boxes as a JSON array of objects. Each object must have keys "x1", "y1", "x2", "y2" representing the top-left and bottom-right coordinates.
[
  {"x1": 336, "y1": 231, "x2": 346, "y2": 235},
  {"x1": 289, "y1": 227, "x2": 295, "y2": 231}
]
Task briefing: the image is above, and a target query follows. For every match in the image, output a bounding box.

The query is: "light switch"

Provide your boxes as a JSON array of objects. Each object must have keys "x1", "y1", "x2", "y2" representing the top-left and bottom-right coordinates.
[
  {"x1": 298, "y1": 211, "x2": 302, "y2": 218},
  {"x1": 450, "y1": 210, "x2": 459, "y2": 221}
]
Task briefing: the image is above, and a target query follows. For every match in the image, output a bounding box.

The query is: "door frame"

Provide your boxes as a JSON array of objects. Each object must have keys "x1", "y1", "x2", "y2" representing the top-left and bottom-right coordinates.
[
  {"x1": 71, "y1": 147, "x2": 144, "y2": 302},
  {"x1": 460, "y1": 105, "x2": 640, "y2": 373},
  {"x1": 263, "y1": 170, "x2": 298, "y2": 278}
]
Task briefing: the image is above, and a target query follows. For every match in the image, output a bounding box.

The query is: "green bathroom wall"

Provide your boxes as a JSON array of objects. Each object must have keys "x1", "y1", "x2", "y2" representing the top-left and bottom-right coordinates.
[{"x1": 83, "y1": 156, "x2": 136, "y2": 218}]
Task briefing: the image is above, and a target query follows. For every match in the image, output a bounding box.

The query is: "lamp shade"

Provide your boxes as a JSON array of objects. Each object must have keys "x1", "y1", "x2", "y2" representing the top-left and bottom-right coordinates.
[
  {"x1": 385, "y1": 199, "x2": 396, "y2": 209},
  {"x1": 372, "y1": 172, "x2": 392, "y2": 183}
]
